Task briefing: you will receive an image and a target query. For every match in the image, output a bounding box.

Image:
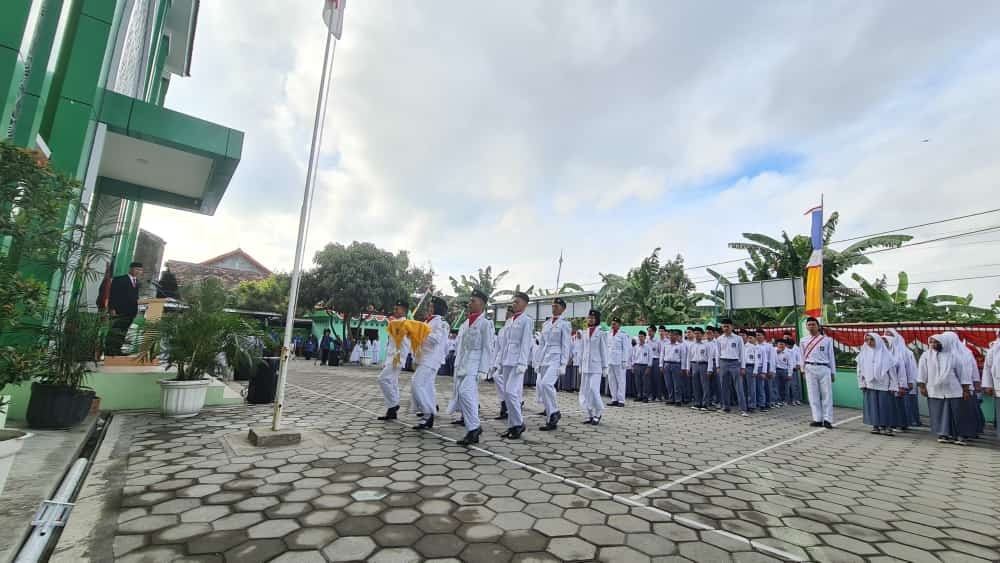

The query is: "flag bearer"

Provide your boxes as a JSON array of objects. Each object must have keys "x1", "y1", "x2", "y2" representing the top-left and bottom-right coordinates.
[
  {"x1": 800, "y1": 317, "x2": 836, "y2": 429},
  {"x1": 498, "y1": 293, "x2": 534, "y2": 439},
  {"x1": 448, "y1": 289, "x2": 494, "y2": 445},
  {"x1": 606, "y1": 317, "x2": 630, "y2": 407},
  {"x1": 578, "y1": 309, "x2": 609, "y2": 425},
  {"x1": 377, "y1": 300, "x2": 411, "y2": 421},
  {"x1": 411, "y1": 296, "x2": 450, "y2": 430},
  {"x1": 538, "y1": 298, "x2": 572, "y2": 431}
]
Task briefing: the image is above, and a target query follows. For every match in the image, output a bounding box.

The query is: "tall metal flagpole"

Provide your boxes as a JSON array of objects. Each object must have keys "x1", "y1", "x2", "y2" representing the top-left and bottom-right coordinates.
[
  {"x1": 555, "y1": 249, "x2": 563, "y2": 293},
  {"x1": 271, "y1": 28, "x2": 338, "y2": 432}
]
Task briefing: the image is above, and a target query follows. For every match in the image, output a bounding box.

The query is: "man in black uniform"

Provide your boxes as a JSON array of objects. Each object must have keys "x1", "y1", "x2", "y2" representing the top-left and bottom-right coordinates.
[{"x1": 105, "y1": 262, "x2": 142, "y2": 356}]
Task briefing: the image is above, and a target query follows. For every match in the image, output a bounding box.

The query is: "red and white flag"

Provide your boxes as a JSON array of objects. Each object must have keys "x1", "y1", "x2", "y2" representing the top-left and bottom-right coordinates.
[{"x1": 322, "y1": 0, "x2": 346, "y2": 39}]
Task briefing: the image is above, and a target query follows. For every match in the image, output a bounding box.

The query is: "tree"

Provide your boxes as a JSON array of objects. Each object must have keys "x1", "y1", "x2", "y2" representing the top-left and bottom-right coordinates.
[
  {"x1": 229, "y1": 273, "x2": 291, "y2": 314},
  {"x1": 309, "y1": 242, "x2": 410, "y2": 344},
  {"x1": 596, "y1": 249, "x2": 702, "y2": 324},
  {"x1": 449, "y1": 266, "x2": 509, "y2": 300},
  {"x1": 531, "y1": 282, "x2": 585, "y2": 296},
  {"x1": 728, "y1": 211, "x2": 912, "y2": 298},
  {"x1": 833, "y1": 271, "x2": 998, "y2": 322}
]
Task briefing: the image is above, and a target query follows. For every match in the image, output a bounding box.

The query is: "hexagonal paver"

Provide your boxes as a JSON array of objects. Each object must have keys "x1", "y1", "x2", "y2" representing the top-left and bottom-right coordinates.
[
  {"x1": 247, "y1": 518, "x2": 300, "y2": 539},
  {"x1": 564, "y1": 508, "x2": 605, "y2": 526},
  {"x1": 180, "y1": 505, "x2": 231, "y2": 523},
  {"x1": 152, "y1": 523, "x2": 212, "y2": 543},
  {"x1": 373, "y1": 524, "x2": 423, "y2": 547},
  {"x1": 213, "y1": 512, "x2": 264, "y2": 531},
  {"x1": 579, "y1": 525, "x2": 626, "y2": 546},
  {"x1": 607, "y1": 514, "x2": 649, "y2": 533},
  {"x1": 547, "y1": 537, "x2": 597, "y2": 560},
  {"x1": 334, "y1": 515, "x2": 383, "y2": 536},
  {"x1": 533, "y1": 518, "x2": 579, "y2": 537},
  {"x1": 416, "y1": 515, "x2": 462, "y2": 534},
  {"x1": 414, "y1": 533, "x2": 466, "y2": 558},
  {"x1": 368, "y1": 548, "x2": 423, "y2": 563},
  {"x1": 285, "y1": 527, "x2": 337, "y2": 550},
  {"x1": 118, "y1": 515, "x2": 179, "y2": 534},
  {"x1": 323, "y1": 536, "x2": 378, "y2": 562},
  {"x1": 271, "y1": 551, "x2": 325, "y2": 563},
  {"x1": 224, "y1": 539, "x2": 286, "y2": 563},
  {"x1": 598, "y1": 546, "x2": 651, "y2": 563},
  {"x1": 627, "y1": 532, "x2": 677, "y2": 556},
  {"x1": 380, "y1": 507, "x2": 421, "y2": 524}
]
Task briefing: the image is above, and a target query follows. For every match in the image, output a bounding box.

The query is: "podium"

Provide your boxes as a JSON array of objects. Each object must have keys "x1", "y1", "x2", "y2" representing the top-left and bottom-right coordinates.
[{"x1": 104, "y1": 298, "x2": 167, "y2": 367}]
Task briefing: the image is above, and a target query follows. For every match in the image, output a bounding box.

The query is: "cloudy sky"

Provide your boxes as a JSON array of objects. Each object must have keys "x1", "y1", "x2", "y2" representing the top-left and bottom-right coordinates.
[{"x1": 141, "y1": 1, "x2": 1000, "y2": 305}]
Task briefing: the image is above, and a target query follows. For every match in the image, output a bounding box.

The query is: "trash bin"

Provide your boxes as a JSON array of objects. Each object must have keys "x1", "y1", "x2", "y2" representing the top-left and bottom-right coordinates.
[{"x1": 247, "y1": 358, "x2": 279, "y2": 404}]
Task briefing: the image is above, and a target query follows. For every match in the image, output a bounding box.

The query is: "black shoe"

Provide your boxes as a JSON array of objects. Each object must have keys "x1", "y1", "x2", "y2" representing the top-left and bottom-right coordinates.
[
  {"x1": 493, "y1": 413, "x2": 508, "y2": 420},
  {"x1": 412, "y1": 415, "x2": 434, "y2": 430},
  {"x1": 501, "y1": 425, "x2": 523, "y2": 439},
  {"x1": 415, "y1": 412, "x2": 423, "y2": 418},
  {"x1": 537, "y1": 410, "x2": 547, "y2": 416},
  {"x1": 591, "y1": 416, "x2": 601, "y2": 426},
  {"x1": 457, "y1": 428, "x2": 482, "y2": 446},
  {"x1": 451, "y1": 418, "x2": 465, "y2": 426},
  {"x1": 377, "y1": 406, "x2": 399, "y2": 421},
  {"x1": 809, "y1": 421, "x2": 822, "y2": 427},
  {"x1": 581, "y1": 418, "x2": 594, "y2": 425},
  {"x1": 607, "y1": 402, "x2": 617, "y2": 407},
  {"x1": 823, "y1": 421, "x2": 833, "y2": 429}
]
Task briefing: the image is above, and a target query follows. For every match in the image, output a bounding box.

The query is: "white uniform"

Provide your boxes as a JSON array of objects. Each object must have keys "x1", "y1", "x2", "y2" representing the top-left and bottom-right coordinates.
[
  {"x1": 607, "y1": 329, "x2": 631, "y2": 404},
  {"x1": 497, "y1": 312, "x2": 534, "y2": 429},
  {"x1": 378, "y1": 319, "x2": 411, "y2": 409},
  {"x1": 800, "y1": 333, "x2": 837, "y2": 424},
  {"x1": 411, "y1": 315, "x2": 449, "y2": 418},
  {"x1": 578, "y1": 327, "x2": 609, "y2": 419},
  {"x1": 538, "y1": 316, "x2": 572, "y2": 416},
  {"x1": 447, "y1": 313, "x2": 494, "y2": 431}
]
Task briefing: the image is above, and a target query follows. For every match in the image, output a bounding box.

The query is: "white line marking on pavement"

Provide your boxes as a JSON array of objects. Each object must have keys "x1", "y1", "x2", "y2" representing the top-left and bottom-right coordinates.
[
  {"x1": 287, "y1": 381, "x2": 808, "y2": 561},
  {"x1": 629, "y1": 414, "x2": 863, "y2": 500}
]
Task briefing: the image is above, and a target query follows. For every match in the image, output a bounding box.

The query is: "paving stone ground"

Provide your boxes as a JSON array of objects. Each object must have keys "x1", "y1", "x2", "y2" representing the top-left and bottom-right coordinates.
[{"x1": 86, "y1": 362, "x2": 999, "y2": 562}]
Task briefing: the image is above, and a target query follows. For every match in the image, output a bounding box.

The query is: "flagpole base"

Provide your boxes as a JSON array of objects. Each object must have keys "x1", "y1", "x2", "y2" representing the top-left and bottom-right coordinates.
[{"x1": 248, "y1": 426, "x2": 302, "y2": 448}]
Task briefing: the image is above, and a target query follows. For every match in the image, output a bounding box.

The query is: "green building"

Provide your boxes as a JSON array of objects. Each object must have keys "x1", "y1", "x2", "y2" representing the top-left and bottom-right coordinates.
[{"x1": 2, "y1": 0, "x2": 243, "y2": 307}]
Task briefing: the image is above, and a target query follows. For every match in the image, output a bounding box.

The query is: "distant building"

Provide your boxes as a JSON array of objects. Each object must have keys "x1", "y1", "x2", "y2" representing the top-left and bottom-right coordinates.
[{"x1": 165, "y1": 248, "x2": 272, "y2": 289}]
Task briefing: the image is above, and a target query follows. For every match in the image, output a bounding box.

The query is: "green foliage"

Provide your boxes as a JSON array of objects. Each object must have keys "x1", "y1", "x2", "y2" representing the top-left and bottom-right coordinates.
[
  {"x1": 157, "y1": 268, "x2": 179, "y2": 298},
  {"x1": 834, "y1": 271, "x2": 998, "y2": 323},
  {"x1": 230, "y1": 273, "x2": 291, "y2": 314},
  {"x1": 158, "y1": 278, "x2": 263, "y2": 381},
  {"x1": 596, "y1": 249, "x2": 701, "y2": 324}
]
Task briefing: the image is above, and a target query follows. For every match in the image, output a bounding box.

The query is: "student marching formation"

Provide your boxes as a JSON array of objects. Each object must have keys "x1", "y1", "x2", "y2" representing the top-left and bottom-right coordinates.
[{"x1": 370, "y1": 292, "x2": 996, "y2": 447}]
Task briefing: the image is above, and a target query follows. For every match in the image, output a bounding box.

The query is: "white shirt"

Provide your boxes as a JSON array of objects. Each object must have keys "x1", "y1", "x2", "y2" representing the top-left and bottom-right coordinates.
[
  {"x1": 607, "y1": 329, "x2": 631, "y2": 367},
  {"x1": 799, "y1": 334, "x2": 837, "y2": 372},
  {"x1": 540, "y1": 317, "x2": 572, "y2": 368},
  {"x1": 498, "y1": 313, "x2": 534, "y2": 368},
  {"x1": 417, "y1": 315, "x2": 450, "y2": 368},
  {"x1": 648, "y1": 336, "x2": 663, "y2": 360},
  {"x1": 774, "y1": 349, "x2": 792, "y2": 371},
  {"x1": 716, "y1": 333, "x2": 744, "y2": 361},
  {"x1": 454, "y1": 313, "x2": 494, "y2": 377},
  {"x1": 632, "y1": 341, "x2": 651, "y2": 365},
  {"x1": 578, "y1": 327, "x2": 609, "y2": 373}
]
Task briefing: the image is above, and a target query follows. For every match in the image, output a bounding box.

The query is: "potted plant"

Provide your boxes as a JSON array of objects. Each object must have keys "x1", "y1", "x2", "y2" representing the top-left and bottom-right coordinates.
[
  {"x1": 1, "y1": 141, "x2": 107, "y2": 429},
  {"x1": 158, "y1": 278, "x2": 262, "y2": 418}
]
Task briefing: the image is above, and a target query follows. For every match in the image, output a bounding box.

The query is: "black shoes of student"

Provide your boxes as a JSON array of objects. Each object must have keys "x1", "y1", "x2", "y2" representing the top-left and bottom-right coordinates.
[
  {"x1": 451, "y1": 418, "x2": 465, "y2": 426},
  {"x1": 500, "y1": 425, "x2": 525, "y2": 439},
  {"x1": 582, "y1": 418, "x2": 594, "y2": 425},
  {"x1": 494, "y1": 403, "x2": 508, "y2": 420},
  {"x1": 413, "y1": 415, "x2": 434, "y2": 430},
  {"x1": 823, "y1": 421, "x2": 833, "y2": 429},
  {"x1": 581, "y1": 416, "x2": 602, "y2": 426},
  {"x1": 377, "y1": 406, "x2": 399, "y2": 421},
  {"x1": 456, "y1": 427, "x2": 482, "y2": 446},
  {"x1": 493, "y1": 413, "x2": 508, "y2": 420},
  {"x1": 809, "y1": 421, "x2": 822, "y2": 427},
  {"x1": 537, "y1": 410, "x2": 547, "y2": 416},
  {"x1": 539, "y1": 412, "x2": 561, "y2": 431}
]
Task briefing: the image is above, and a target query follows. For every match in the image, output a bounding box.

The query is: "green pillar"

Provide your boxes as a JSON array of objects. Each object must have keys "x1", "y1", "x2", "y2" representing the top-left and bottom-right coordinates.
[
  {"x1": 0, "y1": 0, "x2": 45, "y2": 139},
  {"x1": 13, "y1": 0, "x2": 73, "y2": 147}
]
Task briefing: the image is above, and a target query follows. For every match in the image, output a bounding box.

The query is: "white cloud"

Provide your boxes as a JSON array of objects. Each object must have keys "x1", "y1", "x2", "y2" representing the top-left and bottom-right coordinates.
[{"x1": 141, "y1": 1, "x2": 1000, "y2": 306}]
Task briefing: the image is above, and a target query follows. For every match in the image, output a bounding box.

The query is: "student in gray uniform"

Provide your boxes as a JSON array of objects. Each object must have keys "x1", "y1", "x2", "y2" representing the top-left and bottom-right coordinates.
[
  {"x1": 918, "y1": 332, "x2": 973, "y2": 445},
  {"x1": 716, "y1": 320, "x2": 745, "y2": 414}
]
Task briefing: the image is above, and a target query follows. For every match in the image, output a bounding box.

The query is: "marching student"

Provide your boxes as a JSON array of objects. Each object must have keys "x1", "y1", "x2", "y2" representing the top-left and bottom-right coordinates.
[
  {"x1": 648, "y1": 325, "x2": 663, "y2": 402},
  {"x1": 411, "y1": 296, "x2": 450, "y2": 430},
  {"x1": 688, "y1": 327, "x2": 714, "y2": 411},
  {"x1": 447, "y1": 290, "x2": 494, "y2": 445},
  {"x1": 857, "y1": 332, "x2": 902, "y2": 436},
  {"x1": 578, "y1": 309, "x2": 609, "y2": 425},
  {"x1": 773, "y1": 339, "x2": 792, "y2": 407},
  {"x1": 800, "y1": 317, "x2": 836, "y2": 428},
  {"x1": 497, "y1": 293, "x2": 533, "y2": 439},
  {"x1": 606, "y1": 317, "x2": 630, "y2": 407},
  {"x1": 633, "y1": 331, "x2": 651, "y2": 402},
  {"x1": 918, "y1": 332, "x2": 973, "y2": 444},
  {"x1": 538, "y1": 298, "x2": 572, "y2": 431},
  {"x1": 376, "y1": 301, "x2": 411, "y2": 421},
  {"x1": 663, "y1": 330, "x2": 689, "y2": 405},
  {"x1": 742, "y1": 331, "x2": 759, "y2": 415},
  {"x1": 491, "y1": 305, "x2": 514, "y2": 421},
  {"x1": 716, "y1": 320, "x2": 745, "y2": 414}
]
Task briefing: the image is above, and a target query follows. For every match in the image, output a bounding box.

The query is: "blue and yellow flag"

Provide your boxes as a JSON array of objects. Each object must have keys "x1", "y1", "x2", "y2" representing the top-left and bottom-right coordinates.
[{"x1": 804, "y1": 204, "x2": 823, "y2": 318}]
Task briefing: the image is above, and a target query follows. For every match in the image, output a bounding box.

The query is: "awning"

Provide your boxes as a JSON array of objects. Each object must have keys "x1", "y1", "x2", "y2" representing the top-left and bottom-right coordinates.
[{"x1": 95, "y1": 89, "x2": 243, "y2": 215}]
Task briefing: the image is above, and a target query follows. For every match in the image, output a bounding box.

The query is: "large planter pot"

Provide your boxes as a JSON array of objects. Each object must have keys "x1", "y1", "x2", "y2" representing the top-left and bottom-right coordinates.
[
  {"x1": 159, "y1": 379, "x2": 210, "y2": 418},
  {"x1": 26, "y1": 383, "x2": 96, "y2": 429},
  {"x1": 0, "y1": 429, "x2": 31, "y2": 497}
]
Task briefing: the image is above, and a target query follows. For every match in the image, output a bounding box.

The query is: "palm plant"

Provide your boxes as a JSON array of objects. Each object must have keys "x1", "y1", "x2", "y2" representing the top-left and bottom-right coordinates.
[
  {"x1": 596, "y1": 249, "x2": 701, "y2": 324},
  {"x1": 530, "y1": 282, "x2": 585, "y2": 297},
  {"x1": 449, "y1": 266, "x2": 509, "y2": 301},
  {"x1": 834, "y1": 271, "x2": 996, "y2": 322},
  {"x1": 728, "y1": 211, "x2": 912, "y2": 297}
]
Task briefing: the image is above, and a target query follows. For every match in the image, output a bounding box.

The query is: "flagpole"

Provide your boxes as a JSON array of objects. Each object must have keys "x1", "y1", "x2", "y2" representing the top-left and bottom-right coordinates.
[
  {"x1": 271, "y1": 28, "x2": 338, "y2": 432},
  {"x1": 555, "y1": 249, "x2": 563, "y2": 293}
]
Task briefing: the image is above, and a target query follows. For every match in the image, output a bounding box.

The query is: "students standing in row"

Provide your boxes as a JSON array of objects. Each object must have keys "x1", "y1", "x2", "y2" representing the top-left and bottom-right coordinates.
[{"x1": 632, "y1": 330, "x2": 651, "y2": 402}]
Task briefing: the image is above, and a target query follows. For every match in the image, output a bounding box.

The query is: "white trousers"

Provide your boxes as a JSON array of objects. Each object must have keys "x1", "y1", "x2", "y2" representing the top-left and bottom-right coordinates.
[
  {"x1": 501, "y1": 366, "x2": 525, "y2": 428},
  {"x1": 804, "y1": 364, "x2": 834, "y2": 423},
  {"x1": 538, "y1": 364, "x2": 561, "y2": 415},
  {"x1": 447, "y1": 375, "x2": 480, "y2": 431},
  {"x1": 378, "y1": 363, "x2": 402, "y2": 408},
  {"x1": 579, "y1": 371, "x2": 604, "y2": 419},
  {"x1": 494, "y1": 366, "x2": 506, "y2": 403},
  {"x1": 608, "y1": 364, "x2": 626, "y2": 403},
  {"x1": 410, "y1": 364, "x2": 437, "y2": 417}
]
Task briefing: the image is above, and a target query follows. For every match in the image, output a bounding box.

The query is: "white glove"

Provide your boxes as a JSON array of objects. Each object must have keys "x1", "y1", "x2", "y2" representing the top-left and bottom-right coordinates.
[
  {"x1": 602, "y1": 367, "x2": 609, "y2": 378},
  {"x1": 515, "y1": 364, "x2": 526, "y2": 377}
]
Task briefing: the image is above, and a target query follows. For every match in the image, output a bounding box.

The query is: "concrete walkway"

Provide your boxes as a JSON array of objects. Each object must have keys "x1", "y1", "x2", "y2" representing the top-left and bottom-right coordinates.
[{"x1": 53, "y1": 362, "x2": 1000, "y2": 562}]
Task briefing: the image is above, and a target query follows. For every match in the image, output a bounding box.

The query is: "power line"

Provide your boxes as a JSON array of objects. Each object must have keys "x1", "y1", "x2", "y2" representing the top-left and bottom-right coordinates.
[{"x1": 885, "y1": 273, "x2": 1000, "y2": 287}]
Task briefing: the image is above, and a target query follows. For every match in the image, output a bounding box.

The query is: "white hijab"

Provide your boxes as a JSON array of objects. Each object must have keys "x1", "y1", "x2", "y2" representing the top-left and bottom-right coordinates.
[
  {"x1": 858, "y1": 332, "x2": 896, "y2": 383},
  {"x1": 927, "y1": 332, "x2": 962, "y2": 383}
]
